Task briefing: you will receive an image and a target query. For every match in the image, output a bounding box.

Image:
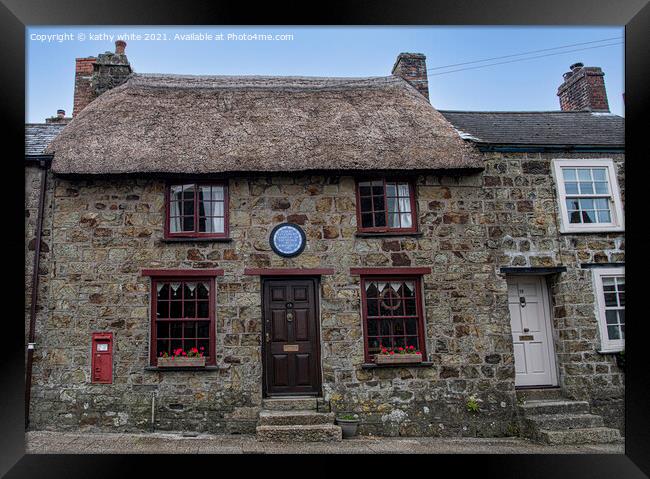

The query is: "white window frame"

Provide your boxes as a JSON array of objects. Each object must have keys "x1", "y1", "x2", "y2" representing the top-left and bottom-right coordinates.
[
  {"x1": 551, "y1": 159, "x2": 624, "y2": 233},
  {"x1": 592, "y1": 267, "x2": 625, "y2": 353}
]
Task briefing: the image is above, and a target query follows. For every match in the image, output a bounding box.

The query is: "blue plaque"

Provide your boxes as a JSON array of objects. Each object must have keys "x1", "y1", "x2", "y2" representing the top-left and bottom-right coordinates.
[{"x1": 270, "y1": 223, "x2": 306, "y2": 258}]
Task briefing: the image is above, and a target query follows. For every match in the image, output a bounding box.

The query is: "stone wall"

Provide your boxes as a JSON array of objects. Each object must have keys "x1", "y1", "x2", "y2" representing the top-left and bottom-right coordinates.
[
  {"x1": 27, "y1": 152, "x2": 624, "y2": 435},
  {"x1": 28, "y1": 173, "x2": 517, "y2": 436},
  {"x1": 482, "y1": 151, "x2": 625, "y2": 432}
]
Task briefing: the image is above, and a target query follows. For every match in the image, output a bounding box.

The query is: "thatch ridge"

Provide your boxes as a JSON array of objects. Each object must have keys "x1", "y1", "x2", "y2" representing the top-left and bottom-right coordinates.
[{"x1": 47, "y1": 73, "x2": 483, "y2": 174}]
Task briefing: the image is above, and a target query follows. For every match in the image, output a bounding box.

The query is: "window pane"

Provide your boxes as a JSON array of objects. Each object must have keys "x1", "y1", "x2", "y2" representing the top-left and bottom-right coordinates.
[
  {"x1": 184, "y1": 301, "x2": 196, "y2": 318},
  {"x1": 562, "y1": 169, "x2": 577, "y2": 181},
  {"x1": 604, "y1": 293, "x2": 618, "y2": 307},
  {"x1": 619, "y1": 310, "x2": 625, "y2": 325},
  {"x1": 365, "y1": 282, "x2": 378, "y2": 298},
  {"x1": 197, "y1": 322, "x2": 209, "y2": 338},
  {"x1": 578, "y1": 182, "x2": 594, "y2": 194},
  {"x1": 398, "y1": 183, "x2": 410, "y2": 196},
  {"x1": 170, "y1": 301, "x2": 182, "y2": 318},
  {"x1": 201, "y1": 217, "x2": 224, "y2": 233},
  {"x1": 565, "y1": 182, "x2": 579, "y2": 194},
  {"x1": 373, "y1": 195, "x2": 385, "y2": 211},
  {"x1": 405, "y1": 317, "x2": 417, "y2": 334},
  {"x1": 360, "y1": 197, "x2": 372, "y2": 212},
  {"x1": 580, "y1": 199, "x2": 594, "y2": 210},
  {"x1": 388, "y1": 212, "x2": 400, "y2": 228},
  {"x1": 398, "y1": 197, "x2": 411, "y2": 213},
  {"x1": 367, "y1": 300, "x2": 379, "y2": 317},
  {"x1": 157, "y1": 283, "x2": 169, "y2": 300},
  {"x1": 170, "y1": 282, "x2": 182, "y2": 299},
  {"x1": 197, "y1": 301, "x2": 209, "y2": 318},
  {"x1": 578, "y1": 169, "x2": 591, "y2": 181},
  {"x1": 569, "y1": 211, "x2": 581, "y2": 224},
  {"x1": 182, "y1": 216, "x2": 195, "y2": 231},
  {"x1": 618, "y1": 292, "x2": 625, "y2": 307},
  {"x1": 157, "y1": 301, "x2": 169, "y2": 318},
  {"x1": 602, "y1": 278, "x2": 616, "y2": 290},
  {"x1": 170, "y1": 322, "x2": 182, "y2": 338},
  {"x1": 184, "y1": 282, "x2": 197, "y2": 299},
  {"x1": 367, "y1": 320, "x2": 378, "y2": 336},
  {"x1": 157, "y1": 322, "x2": 170, "y2": 338},
  {"x1": 406, "y1": 337, "x2": 419, "y2": 349},
  {"x1": 581, "y1": 210, "x2": 596, "y2": 223},
  {"x1": 566, "y1": 199, "x2": 580, "y2": 210},
  {"x1": 607, "y1": 325, "x2": 620, "y2": 340},
  {"x1": 197, "y1": 283, "x2": 209, "y2": 299},
  {"x1": 594, "y1": 182, "x2": 609, "y2": 194},
  {"x1": 157, "y1": 339, "x2": 169, "y2": 355},
  {"x1": 405, "y1": 299, "x2": 417, "y2": 316},
  {"x1": 597, "y1": 210, "x2": 611, "y2": 223},
  {"x1": 372, "y1": 184, "x2": 384, "y2": 196},
  {"x1": 605, "y1": 310, "x2": 619, "y2": 324},
  {"x1": 361, "y1": 213, "x2": 374, "y2": 228},
  {"x1": 184, "y1": 322, "x2": 196, "y2": 338},
  {"x1": 359, "y1": 183, "x2": 372, "y2": 196},
  {"x1": 400, "y1": 213, "x2": 413, "y2": 228},
  {"x1": 374, "y1": 212, "x2": 386, "y2": 227},
  {"x1": 592, "y1": 168, "x2": 607, "y2": 181},
  {"x1": 385, "y1": 183, "x2": 397, "y2": 197},
  {"x1": 387, "y1": 197, "x2": 397, "y2": 214}
]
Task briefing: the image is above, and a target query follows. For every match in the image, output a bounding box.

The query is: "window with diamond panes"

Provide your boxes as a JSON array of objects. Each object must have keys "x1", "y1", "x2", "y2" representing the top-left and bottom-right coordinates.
[
  {"x1": 151, "y1": 279, "x2": 215, "y2": 365},
  {"x1": 361, "y1": 278, "x2": 426, "y2": 361}
]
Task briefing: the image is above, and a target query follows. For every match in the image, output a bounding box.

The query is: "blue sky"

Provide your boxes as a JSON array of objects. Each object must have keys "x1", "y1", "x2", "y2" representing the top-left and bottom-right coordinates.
[{"x1": 26, "y1": 26, "x2": 624, "y2": 122}]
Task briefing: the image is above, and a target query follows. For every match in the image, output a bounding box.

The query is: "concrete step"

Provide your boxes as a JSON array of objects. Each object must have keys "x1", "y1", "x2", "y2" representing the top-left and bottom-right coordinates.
[
  {"x1": 518, "y1": 400, "x2": 590, "y2": 415},
  {"x1": 535, "y1": 427, "x2": 622, "y2": 445},
  {"x1": 256, "y1": 424, "x2": 342, "y2": 442},
  {"x1": 516, "y1": 388, "x2": 563, "y2": 402},
  {"x1": 262, "y1": 397, "x2": 318, "y2": 411},
  {"x1": 524, "y1": 413, "x2": 604, "y2": 431},
  {"x1": 258, "y1": 410, "x2": 335, "y2": 426}
]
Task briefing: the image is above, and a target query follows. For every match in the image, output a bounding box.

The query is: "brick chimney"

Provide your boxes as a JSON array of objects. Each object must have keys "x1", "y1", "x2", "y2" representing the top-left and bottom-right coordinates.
[
  {"x1": 72, "y1": 41, "x2": 132, "y2": 117},
  {"x1": 72, "y1": 57, "x2": 97, "y2": 117},
  {"x1": 45, "y1": 109, "x2": 71, "y2": 124},
  {"x1": 557, "y1": 62, "x2": 610, "y2": 112},
  {"x1": 392, "y1": 52, "x2": 429, "y2": 101}
]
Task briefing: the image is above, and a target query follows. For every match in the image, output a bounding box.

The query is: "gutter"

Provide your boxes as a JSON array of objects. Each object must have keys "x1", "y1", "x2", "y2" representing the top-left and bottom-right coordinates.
[
  {"x1": 475, "y1": 144, "x2": 625, "y2": 153},
  {"x1": 25, "y1": 155, "x2": 52, "y2": 430}
]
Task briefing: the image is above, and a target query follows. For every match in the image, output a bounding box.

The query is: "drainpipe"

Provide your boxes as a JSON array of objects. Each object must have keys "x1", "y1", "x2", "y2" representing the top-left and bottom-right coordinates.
[{"x1": 25, "y1": 156, "x2": 51, "y2": 430}]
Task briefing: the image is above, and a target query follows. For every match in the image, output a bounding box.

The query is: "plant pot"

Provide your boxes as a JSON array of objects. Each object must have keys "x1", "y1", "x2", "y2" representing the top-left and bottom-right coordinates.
[
  {"x1": 375, "y1": 353, "x2": 423, "y2": 365},
  {"x1": 336, "y1": 418, "x2": 360, "y2": 439},
  {"x1": 157, "y1": 357, "x2": 205, "y2": 368}
]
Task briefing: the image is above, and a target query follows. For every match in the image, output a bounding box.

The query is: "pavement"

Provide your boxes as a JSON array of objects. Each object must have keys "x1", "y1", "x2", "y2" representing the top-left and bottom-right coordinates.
[{"x1": 25, "y1": 431, "x2": 625, "y2": 454}]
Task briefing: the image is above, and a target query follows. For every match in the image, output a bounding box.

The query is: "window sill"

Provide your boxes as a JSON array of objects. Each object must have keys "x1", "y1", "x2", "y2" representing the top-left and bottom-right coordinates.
[
  {"x1": 355, "y1": 232, "x2": 423, "y2": 238},
  {"x1": 161, "y1": 237, "x2": 233, "y2": 243},
  {"x1": 597, "y1": 349, "x2": 624, "y2": 354},
  {"x1": 361, "y1": 362, "x2": 433, "y2": 369},
  {"x1": 145, "y1": 366, "x2": 221, "y2": 371},
  {"x1": 559, "y1": 227, "x2": 624, "y2": 235}
]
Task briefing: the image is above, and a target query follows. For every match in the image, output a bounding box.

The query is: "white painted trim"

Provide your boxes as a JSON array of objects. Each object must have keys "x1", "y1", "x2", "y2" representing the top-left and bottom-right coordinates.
[
  {"x1": 539, "y1": 276, "x2": 558, "y2": 387},
  {"x1": 551, "y1": 158, "x2": 624, "y2": 234},
  {"x1": 592, "y1": 267, "x2": 625, "y2": 353}
]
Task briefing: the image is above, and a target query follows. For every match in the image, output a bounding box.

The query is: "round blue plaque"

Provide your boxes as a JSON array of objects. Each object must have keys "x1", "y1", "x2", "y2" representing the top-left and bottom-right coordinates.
[{"x1": 269, "y1": 223, "x2": 306, "y2": 258}]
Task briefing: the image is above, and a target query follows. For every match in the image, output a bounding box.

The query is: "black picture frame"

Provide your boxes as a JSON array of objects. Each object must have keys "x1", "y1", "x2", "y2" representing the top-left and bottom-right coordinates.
[
  {"x1": 3, "y1": 0, "x2": 649, "y2": 477},
  {"x1": 269, "y1": 222, "x2": 307, "y2": 258}
]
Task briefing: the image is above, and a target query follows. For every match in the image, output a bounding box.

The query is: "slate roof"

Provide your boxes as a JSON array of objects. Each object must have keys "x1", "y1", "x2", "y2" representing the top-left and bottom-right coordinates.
[
  {"x1": 45, "y1": 73, "x2": 482, "y2": 175},
  {"x1": 439, "y1": 111, "x2": 624, "y2": 147},
  {"x1": 25, "y1": 123, "x2": 67, "y2": 156}
]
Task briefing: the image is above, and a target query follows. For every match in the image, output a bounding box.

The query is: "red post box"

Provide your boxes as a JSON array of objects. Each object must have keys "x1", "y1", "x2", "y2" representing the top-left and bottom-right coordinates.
[{"x1": 91, "y1": 332, "x2": 113, "y2": 384}]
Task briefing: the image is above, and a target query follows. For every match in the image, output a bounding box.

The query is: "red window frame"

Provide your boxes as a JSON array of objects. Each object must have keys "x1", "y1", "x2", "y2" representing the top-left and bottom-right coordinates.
[
  {"x1": 164, "y1": 180, "x2": 230, "y2": 239},
  {"x1": 149, "y1": 277, "x2": 216, "y2": 366},
  {"x1": 355, "y1": 178, "x2": 418, "y2": 234},
  {"x1": 360, "y1": 275, "x2": 427, "y2": 363}
]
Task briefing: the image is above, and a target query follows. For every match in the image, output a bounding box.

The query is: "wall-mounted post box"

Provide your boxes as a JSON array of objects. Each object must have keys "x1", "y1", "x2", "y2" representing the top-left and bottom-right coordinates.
[{"x1": 91, "y1": 332, "x2": 113, "y2": 384}]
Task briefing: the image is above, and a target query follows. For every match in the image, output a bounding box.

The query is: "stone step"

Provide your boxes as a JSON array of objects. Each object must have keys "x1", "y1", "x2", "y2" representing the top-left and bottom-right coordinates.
[
  {"x1": 535, "y1": 427, "x2": 622, "y2": 445},
  {"x1": 258, "y1": 410, "x2": 335, "y2": 426},
  {"x1": 518, "y1": 400, "x2": 591, "y2": 415},
  {"x1": 262, "y1": 397, "x2": 319, "y2": 411},
  {"x1": 516, "y1": 388, "x2": 564, "y2": 402},
  {"x1": 256, "y1": 424, "x2": 342, "y2": 442},
  {"x1": 524, "y1": 413, "x2": 604, "y2": 431}
]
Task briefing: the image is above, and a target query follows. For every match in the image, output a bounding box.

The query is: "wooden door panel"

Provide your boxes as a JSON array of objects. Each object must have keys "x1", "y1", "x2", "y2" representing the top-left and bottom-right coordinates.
[{"x1": 263, "y1": 278, "x2": 321, "y2": 396}]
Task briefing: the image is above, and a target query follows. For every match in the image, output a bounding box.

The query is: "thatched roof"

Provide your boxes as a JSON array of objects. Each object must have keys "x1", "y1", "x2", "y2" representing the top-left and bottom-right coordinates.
[{"x1": 46, "y1": 73, "x2": 482, "y2": 175}]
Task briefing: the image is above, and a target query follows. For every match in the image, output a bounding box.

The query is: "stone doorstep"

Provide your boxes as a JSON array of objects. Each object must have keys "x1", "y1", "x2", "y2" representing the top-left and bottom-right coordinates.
[
  {"x1": 518, "y1": 400, "x2": 591, "y2": 415},
  {"x1": 515, "y1": 388, "x2": 564, "y2": 402},
  {"x1": 524, "y1": 413, "x2": 604, "y2": 431},
  {"x1": 258, "y1": 410, "x2": 335, "y2": 426},
  {"x1": 261, "y1": 397, "x2": 319, "y2": 411},
  {"x1": 535, "y1": 427, "x2": 622, "y2": 445},
  {"x1": 256, "y1": 424, "x2": 342, "y2": 442}
]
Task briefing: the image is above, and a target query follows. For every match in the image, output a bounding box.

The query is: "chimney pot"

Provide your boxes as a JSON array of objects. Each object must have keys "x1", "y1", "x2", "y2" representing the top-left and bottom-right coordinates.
[
  {"x1": 57, "y1": 109, "x2": 65, "y2": 118},
  {"x1": 115, "y1": 40, "x2": 126, "y2": 55},
  {"x1": 570, "y1": 62, "x2": 584, "y2": 71}
]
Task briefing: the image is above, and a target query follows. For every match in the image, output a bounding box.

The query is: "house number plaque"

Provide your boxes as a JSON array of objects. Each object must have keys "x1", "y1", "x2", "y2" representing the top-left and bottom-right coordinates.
[
  {"x1": 270, "y1": 223, "x2": 306, "y2": 258},
  {"x1": 283, "y1": 344, "x2": 299, "y2": 352}
]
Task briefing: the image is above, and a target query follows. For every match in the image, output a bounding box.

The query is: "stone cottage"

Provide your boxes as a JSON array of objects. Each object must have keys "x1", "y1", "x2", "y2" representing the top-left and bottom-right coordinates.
[{"x1": 25, "y1": 42, "x2": 624, "y2": 443}]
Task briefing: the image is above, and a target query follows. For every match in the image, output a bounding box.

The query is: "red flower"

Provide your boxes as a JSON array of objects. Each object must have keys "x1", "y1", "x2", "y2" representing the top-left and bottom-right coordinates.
[
  {"x1": 398, "y1": 347, "x2": 404, "y2": 351},
  {"x1": 182, "y1": 351, "x2": 187, "y2": 356},
  {"x1": 200, "y1": 346, "x2": 205, "y2": 351},
  {"x1": 416, "y1": 351, "x2": 421, "y2": 354},
  {"x1": 390, "y1": 351, "x2": 394, "y2": 355}
]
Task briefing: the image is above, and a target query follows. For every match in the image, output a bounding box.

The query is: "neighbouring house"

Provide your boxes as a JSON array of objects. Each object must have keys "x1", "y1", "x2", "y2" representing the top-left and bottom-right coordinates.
[{"x1": 25, "y1": 43, "x2": 624, "y2": 443}]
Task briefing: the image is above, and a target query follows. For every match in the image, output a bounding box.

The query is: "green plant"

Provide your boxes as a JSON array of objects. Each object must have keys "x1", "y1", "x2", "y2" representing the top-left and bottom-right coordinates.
[
  {"x1": 466, "y1": 395, "x2": 481, "y2": 413},
  {"x1": 337, "y1": 413, "x2": 359, "y2": 421}
]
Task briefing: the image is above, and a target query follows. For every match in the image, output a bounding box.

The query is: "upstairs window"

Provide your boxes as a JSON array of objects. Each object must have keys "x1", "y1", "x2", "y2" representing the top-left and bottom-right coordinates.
[
  {"x1": 361, "y1": 277, "x2": 426, "y2": 362},
  {"x1": 356, "y1": 179, "x2": 417, "y2": 233},
  {"x1": 165, "y1": 182, "x2": 229, "y2": 238},
  {"x1": 552, "y1": 159, "x2": 623, "y2": 233},
  {"x1": 593, "y1": 267, "x2": 625, "y2": 353}
]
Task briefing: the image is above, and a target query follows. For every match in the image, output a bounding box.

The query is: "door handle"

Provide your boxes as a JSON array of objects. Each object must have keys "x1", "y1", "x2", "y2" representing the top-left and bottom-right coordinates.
[
  {"x1": 523, "y1": 328, "x2": 529, "y2": 332},
  {"x1": 265, "y1": 332, "x2": 270, "y2": 343}
]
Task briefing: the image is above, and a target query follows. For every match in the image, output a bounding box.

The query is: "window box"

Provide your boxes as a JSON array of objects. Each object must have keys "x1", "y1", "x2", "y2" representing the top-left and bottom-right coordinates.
[
  {"x1": 157, "y1": 356, "x2": 206, "y2": 368},
  {"x1": 355, "y1": 179, "x2": 418, "y2": 234},
  {"x1": 375, "y1": 353, "x2": 423, "y2": 365},
  {"x1": 165, "y1": 181, "x2": 229, "y2": 239},
  {"x1": 551, "y1": 159, "x2": 624, "y2": 233}
]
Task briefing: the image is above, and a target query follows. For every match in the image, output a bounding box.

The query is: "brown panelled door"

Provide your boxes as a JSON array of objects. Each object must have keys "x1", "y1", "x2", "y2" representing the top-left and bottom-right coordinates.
[{"x1": 263, "y1": 278, "x2": 322, "y2": 396}]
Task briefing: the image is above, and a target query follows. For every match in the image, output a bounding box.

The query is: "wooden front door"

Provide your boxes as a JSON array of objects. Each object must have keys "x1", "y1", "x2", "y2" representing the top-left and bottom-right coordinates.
[
  {"x1": 263, "y1": 278, "x2": 322, "y2": 397},
  {"x1": 507, "y1": 276, "x2": 558, "y2": 387}
]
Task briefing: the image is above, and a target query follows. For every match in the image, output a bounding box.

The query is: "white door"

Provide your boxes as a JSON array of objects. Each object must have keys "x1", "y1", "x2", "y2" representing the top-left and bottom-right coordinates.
[{"x1": 507, "y1": 276, "x2": 557, "y2": 387}]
